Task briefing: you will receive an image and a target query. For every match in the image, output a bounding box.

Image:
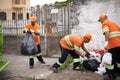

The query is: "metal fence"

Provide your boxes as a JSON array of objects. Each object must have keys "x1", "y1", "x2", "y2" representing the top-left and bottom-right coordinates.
[{"x1": 0, "y1": 6, "x2": 71, "y2": 56}]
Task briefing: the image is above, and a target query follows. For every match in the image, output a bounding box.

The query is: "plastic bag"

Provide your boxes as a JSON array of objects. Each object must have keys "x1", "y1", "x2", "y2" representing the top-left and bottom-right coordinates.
[
  {"x1": 21, "y1": 32, "x2": 38, "y2": 55},
  {"x1": 89, "y1": 52, "x2": 102, "y2": 62},
  {"x1": 95, "y1": 64, "x2": 106, "y2": 75},
  {"x1": 102, "y1": 52, "x2": 112, "y2": 65},
  {"x1": 83, "y1": 59, "x2": 100, "y2": 71}
]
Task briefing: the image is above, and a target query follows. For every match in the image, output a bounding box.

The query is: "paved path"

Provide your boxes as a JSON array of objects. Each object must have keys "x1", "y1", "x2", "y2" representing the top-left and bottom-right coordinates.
[{"x1": 0, "y1": 54, "x2": 59, "y2": 79}]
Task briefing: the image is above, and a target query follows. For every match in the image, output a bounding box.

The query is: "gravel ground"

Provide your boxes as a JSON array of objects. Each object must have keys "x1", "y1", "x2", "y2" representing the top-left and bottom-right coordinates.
[
  {"x1": 46, "y1": 65, "x2": 104, "y2": 80},
  {"x1": 0, "y1": 54, "x2": 105, "y2": 80}
]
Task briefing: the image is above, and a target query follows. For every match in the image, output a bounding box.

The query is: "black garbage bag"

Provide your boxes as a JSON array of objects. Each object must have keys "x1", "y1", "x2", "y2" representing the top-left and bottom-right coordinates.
[
  {"x1": 83, "y1": 59, "x2": 100, "y2": 71},
  {"x1": 21, "y1": 32, "x2": 38, "y2": 55}
]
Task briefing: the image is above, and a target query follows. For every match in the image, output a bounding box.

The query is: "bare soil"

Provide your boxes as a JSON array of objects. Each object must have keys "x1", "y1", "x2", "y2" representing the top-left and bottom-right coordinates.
[{"x1": 46, "y1": 66, "x2": 104, "y2": 80}]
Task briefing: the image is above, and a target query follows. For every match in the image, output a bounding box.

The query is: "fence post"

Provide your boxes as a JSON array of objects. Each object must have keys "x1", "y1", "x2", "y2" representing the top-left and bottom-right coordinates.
[
  {"x1": 67, "y1": 3, "x2": 71, "y2": 34},
  {"x1": 44, "y1": 32, "x2": 48, "y2": 56},
  {"x1": 63, "y1": 7, "x2": 66, "y2": 35},
  {"x1": 15, "y1": 11, "x2": 19, "y2": 54},
  {"x1": 0, "y1": 20, "x2": 3, "y2": 61}
]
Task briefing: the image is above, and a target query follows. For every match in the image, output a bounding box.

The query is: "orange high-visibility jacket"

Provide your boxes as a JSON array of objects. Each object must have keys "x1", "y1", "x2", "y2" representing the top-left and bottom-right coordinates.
[
  {"x1": 25, "y1": 23, "x2": 40, "y2": 45},
  {"x1": 60, "y1": 35, "x2": 84, "y2": 51},
  {"x1": 102, "y1": 19, "x2": 120, "y2": 49}
]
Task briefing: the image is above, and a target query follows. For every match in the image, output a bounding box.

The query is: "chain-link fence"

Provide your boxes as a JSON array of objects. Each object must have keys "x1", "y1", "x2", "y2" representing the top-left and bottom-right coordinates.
[{"x1": 0, "y1": 5, "x2": 71, "y2": 56}]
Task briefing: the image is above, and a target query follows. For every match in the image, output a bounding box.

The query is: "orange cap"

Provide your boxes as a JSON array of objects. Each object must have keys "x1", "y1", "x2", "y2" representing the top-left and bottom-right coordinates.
[
  {"x1": 84, "y1": 33, "x2": 92, "y2": 40},
  {"x1": 98, "y1": 14, "x2": 107, "y2": 22},
  {"x1": 30, "y1": 16, "x2": 37, "y2": 21}
]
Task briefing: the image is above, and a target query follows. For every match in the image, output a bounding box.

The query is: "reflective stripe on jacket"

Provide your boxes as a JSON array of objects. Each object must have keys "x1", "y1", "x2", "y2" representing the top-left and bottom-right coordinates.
[
  {"x1": 60, "y1": 35, "x2": 84, "y2": 51},
  {"x1": 102, "y1": 19, "x2": 120, "y2": 49}
]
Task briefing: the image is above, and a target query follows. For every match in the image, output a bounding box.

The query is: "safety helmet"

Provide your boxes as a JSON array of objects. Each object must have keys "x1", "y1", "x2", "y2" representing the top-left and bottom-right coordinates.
[
  {"x1": 30, "y1": 16, "x2": 37, "y2": 21},
  {"x1": 98, "y1": 14, "x2": 107, "y2": 22},
  {"x1": 84, "y1": 33, "x2": 92, "y2": 40}
]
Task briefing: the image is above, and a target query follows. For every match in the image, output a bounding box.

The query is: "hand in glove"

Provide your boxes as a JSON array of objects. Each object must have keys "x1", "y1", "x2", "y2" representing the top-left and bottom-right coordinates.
[
  {"x1": 23, "y1": 30, "x2": 26, "y2": 33},
  {"x1": 85, "y1": 52, "x2": 90, "y2": 58}
]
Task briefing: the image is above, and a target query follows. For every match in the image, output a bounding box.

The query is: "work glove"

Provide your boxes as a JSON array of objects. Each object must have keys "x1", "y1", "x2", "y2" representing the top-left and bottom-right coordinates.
[
  {"x1": 23, "y1": 28, "x2": 28, "y2": 33},
  {"x1": 85, "y1": 52, "x2": 90, "y2": 58},
  {"x1": 23, "y1": 30, "x2": 26, "y2": 33}
]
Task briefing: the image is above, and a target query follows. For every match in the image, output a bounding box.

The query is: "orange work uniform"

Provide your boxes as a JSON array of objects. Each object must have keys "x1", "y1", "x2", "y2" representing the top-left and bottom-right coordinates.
[
  {"x1": 60, "y1": 35, "x2": 84, "y2": 51},
  {"x1": 25, "y1": 23, "x2": 40, "y2": 45},
  {"x1": 52, "y1": 35, "x2": 85, "y2": 71},
  {"x1": 102, "y1": 19, "x2": 120, "y2": 49}
]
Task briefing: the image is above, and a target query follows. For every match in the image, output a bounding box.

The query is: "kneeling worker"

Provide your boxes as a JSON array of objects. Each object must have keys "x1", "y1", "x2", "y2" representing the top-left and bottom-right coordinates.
[{"x1": 52, "y1": 33, "x2": 92, "y2": 73}]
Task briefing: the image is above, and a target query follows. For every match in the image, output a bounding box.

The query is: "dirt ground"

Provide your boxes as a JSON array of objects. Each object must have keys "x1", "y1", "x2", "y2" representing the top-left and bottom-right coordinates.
[
  {"x1": 1, "y1": 66, "x2": 104, "y2": 80},
  {"x1": 0, "y1": 54, "x2": 104, "y2": 80},
  {"x1": 46, "y1": 66, "x2": 104, "y2": 80},
  {"x1": 12, "y1": 68, "x2": 104, "y2": 80}
]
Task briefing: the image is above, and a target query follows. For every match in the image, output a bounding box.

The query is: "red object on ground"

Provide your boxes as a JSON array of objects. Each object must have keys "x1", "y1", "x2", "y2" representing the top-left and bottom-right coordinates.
[{"x1": 93, "y1": 49, "x2": 105, "y2": 56}]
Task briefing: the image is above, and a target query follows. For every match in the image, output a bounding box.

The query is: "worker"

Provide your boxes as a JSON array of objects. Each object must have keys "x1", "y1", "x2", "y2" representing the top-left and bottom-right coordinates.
[
  {"x1": 52, "y1": 34, "x2": 92, "y2": 73},
  {"x1": 23, "y1": 16, "x2": 45, "y2": 69},
  {"x1": 98, "y1": 14, "x2": 120, "y2": 80}
]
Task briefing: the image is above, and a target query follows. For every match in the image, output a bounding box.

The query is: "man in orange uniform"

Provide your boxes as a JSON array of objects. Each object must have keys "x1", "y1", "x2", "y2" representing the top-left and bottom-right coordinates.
[
  {"x1": 23, "y1": 16, "x2": 45, "y2": 69},
  {"x1": 98, "y1": 14, "x2": 120, "y2": 80},
  {"x1": 52, "y1": 34, "x2": 92, "y2": 73}
]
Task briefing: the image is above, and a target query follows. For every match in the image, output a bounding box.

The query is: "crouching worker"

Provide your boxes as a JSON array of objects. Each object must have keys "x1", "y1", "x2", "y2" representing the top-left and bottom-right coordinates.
[
  {"x1": 52, "y1": 33, "x2": 92, "y2": 73},
  {"x1": 23, "y1": 16, "x2": 45, "y2": 69}
]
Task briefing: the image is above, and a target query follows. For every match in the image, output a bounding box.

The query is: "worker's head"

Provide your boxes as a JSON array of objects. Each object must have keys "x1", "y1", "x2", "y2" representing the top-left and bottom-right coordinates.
[
  {"x1": 30, "y1": 16, "x2": 37, "y2": 26},
  {"x1": 83, "y1": 33, "x2": 92, "y2": 43},
  {"x1": 98, "y1": 14, "x2": 108, "y2": 23}
]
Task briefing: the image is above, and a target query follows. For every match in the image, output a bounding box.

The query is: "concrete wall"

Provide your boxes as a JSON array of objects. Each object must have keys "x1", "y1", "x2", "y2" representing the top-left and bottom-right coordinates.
[
  {"x1": 0, "y1": 0, "x2": 30, "y2": 9},
  {"x1": 0, "y1": 0, "x2": 12, "y2": 9},
  {"x1": 72, "y1": 0, "x2": 120, "y2": 51}
]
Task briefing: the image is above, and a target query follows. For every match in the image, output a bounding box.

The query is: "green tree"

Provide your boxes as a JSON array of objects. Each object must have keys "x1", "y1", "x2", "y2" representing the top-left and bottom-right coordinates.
[{"x1": 54, "y1": 0, "x2": 74, "y2": 8}]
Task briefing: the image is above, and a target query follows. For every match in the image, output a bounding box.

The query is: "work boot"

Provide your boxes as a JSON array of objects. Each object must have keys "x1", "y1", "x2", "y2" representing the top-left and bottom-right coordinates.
[
  {"x1": 29, "y1": 58, "x2": 34, "y2": 69},
  {"x1": 52, "y1": 63, "x2": 60, "y2": 73},
  {"x1": 103, "y1": 76, "x2": 111, "y2": 80},
  {"x1": 116, "y1": 68, "x2": 120, "y2": 77},
  {"x1": 40, "y1": 60, "x2": 45, "y2": 64},
  {"x1": 53, "y1": 67, "x2": 58, "y2": 73},
  {"x1": 73, "y1": 62, "x2": 81, "y2": 71},
  {"x1": 37, "y1": 56, "x2": 45, "y2": 64},
  {"x1": 73, "y1": 66, "x2": 81, "y2": 71},
  {"x1": 106, "y1": 69, "x2": 116, "y2": 80}
]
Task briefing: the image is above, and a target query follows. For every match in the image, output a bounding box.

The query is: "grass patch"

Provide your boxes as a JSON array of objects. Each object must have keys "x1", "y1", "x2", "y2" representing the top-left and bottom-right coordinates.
[
  {"x1": 60, "y1": 55, "x2": 73, "y2": 70},
  {"x1": 116, "y1": 76, "x2": 120, "y2": 80}
]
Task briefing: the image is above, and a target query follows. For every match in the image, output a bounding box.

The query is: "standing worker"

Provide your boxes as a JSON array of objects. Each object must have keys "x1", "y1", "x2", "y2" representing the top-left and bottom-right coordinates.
[
  {"x1": 52, "y1": 34, "x2": 92, "y2": 73},
  {"x1": 98, "y1": 14, "x2": 120, "y2": 80},
  {"x1": 23, "y1": 16, "x2": 45, "y2": 69}
]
